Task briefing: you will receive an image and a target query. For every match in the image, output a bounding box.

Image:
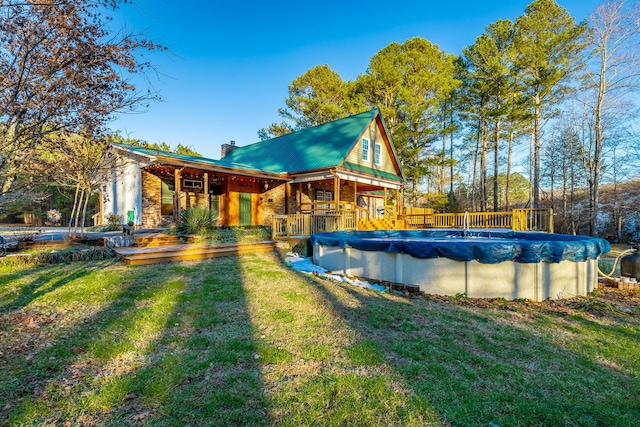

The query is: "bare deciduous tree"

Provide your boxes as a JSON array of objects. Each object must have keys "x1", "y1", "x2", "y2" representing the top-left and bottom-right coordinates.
[
  {"x1": 581, "y1": 0, "x2": 640, "y2": 235},
  {"x1": 0, "y1": 0, "x2": 163, "y2": 205}
]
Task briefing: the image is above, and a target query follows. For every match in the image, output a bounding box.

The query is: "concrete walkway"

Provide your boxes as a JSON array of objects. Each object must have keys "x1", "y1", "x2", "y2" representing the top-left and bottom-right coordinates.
[{"x1": 0, "y1": 227, "x2": 165, "y2": 243}]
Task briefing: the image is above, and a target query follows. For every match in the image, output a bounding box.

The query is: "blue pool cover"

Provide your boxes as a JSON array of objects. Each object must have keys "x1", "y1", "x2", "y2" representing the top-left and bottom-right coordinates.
[{"x1": 309, "y1": 229, "x2": 611, "y2": 264}]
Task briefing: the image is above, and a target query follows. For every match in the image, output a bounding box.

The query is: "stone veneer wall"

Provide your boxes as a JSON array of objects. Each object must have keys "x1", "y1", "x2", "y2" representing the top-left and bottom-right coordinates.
[
  {"x1": 260, "y1": 183, "x2": 287, "y2": 226},
  {"x1": 141, "y1": 170, "x2": 163, "y2": 228}
]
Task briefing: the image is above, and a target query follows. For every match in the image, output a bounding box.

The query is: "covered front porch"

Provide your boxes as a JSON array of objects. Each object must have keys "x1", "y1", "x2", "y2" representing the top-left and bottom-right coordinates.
[
  {"x1": 139, "y1": 163, "x2": 289, "y2": 228},
  {"x1": 273, "y1": 169, "x2": 404, "y2": 239}
]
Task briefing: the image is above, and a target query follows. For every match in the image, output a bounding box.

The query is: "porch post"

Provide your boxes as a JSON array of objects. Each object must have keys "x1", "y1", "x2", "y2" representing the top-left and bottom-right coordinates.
[
  {"x1": 298, "y1": 182, "x2": 302, "y2": 213},
  {"x1": 204, "y1": 172, "x2": 210, "y2": 209},
  {"x1": 354, "y1": 180, "x2": 357, "y2": 204},
  {"x1": 285, "y1": 182, "x2": 290, "y2": 215},
  {"x1": 174, "y1": 168, "x2": 181, "y2": 221},
  {"x1": 334, "y1": 176, "x2": 340, "y2": 211},
  {"x1": 384, "y1": 188, "x2": 387, "y2": 218},
  {"x1": 396, "y1": 189, "x2": 401, "y2": 216}
]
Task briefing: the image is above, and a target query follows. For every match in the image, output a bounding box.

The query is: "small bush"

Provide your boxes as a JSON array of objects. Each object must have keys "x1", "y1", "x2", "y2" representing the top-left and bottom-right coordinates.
[
  {"x1": 176, "y1": 207, "x2": 216, "y2": 235},
  {"x1": 104, "y1": 213, "x2": 122, "y2": 231},
  {"x1": 0, "y1": 247, "x2": 118, "y2": 267}
]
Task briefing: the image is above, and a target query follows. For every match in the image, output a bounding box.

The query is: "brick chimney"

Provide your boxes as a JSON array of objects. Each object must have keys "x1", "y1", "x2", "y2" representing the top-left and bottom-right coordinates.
[{"x1": 221, "y1": 140, "x2": 238, "y2": 158}]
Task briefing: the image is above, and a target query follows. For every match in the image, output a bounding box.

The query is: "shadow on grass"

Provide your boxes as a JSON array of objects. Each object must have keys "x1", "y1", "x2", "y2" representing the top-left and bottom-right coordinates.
[
  {"x1": 0, "y1": 261, "x2": 112, "y2": 314},
  {"x1": 2, "y1": 257, "x2": 269, "y2": 426},
  {"x1": 4, "y1": 250, "x2": 639, "y2": 426},
  {"x1": 308, "y1": 273, "x2": 640, "y2": 427}
]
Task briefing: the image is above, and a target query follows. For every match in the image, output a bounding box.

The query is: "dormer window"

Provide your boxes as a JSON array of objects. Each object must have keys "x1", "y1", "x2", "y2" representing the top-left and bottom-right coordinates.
[{"x1": 362, "y1": 138, "x2": 370, "y2": 162}]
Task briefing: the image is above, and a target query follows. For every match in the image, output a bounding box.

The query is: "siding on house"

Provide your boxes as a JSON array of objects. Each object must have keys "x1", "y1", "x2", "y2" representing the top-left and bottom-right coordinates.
[
  {"x1": 344, "y1": 121, "x2": 398, "y2": 177},
  {"x1": 100, "y1": 151, "x2": 144, "y2": 225}
]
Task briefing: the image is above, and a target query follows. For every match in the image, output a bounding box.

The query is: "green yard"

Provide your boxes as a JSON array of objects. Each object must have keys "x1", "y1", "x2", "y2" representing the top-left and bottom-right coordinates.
[{"x1": 1, "y1": 252, "x2": 639, "y2": 426}]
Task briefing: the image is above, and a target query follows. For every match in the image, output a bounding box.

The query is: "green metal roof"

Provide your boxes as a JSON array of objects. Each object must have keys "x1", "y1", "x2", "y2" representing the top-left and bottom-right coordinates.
[
  {"x1": 219, "y1": 109, "x2": 380, "y2": 174},
  {"x1": 109, "y1": 109, "x2": 404, "y2": 183},
  {"x1": 109, "y1": 143, "x2": 277, "y2": 175}
]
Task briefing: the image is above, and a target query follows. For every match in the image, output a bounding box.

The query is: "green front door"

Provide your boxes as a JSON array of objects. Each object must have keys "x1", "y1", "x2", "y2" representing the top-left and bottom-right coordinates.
[{"x1": 239, "y1": 193, "x2": 252, "y2": 226}]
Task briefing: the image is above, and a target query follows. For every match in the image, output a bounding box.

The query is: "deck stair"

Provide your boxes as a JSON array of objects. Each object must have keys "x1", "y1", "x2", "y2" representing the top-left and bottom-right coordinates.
[
  {"x1": 358, "y1": 218, "x2": 406, "y2": 231},
  {"x1": 133, "y1": 233, "x2": 184, "y2": 248},
  {"x1": 115, "y1": 240, "x2": 277, "y2": 266}
]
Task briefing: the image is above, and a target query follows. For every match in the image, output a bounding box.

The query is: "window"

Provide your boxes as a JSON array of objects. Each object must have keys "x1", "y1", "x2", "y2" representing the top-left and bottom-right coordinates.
[
  {"x1": 362, "y1": 138, "x2": 369, "y2": 162},
  {"x1": 182, "y1": 179, "x2": 203, "y2": 190},
  {"x1": 315, "y1": 190, "x2": 334, "y2": 212},
  {"x1": 374, "y1": 143, "x2": 382, "y2": 166}
]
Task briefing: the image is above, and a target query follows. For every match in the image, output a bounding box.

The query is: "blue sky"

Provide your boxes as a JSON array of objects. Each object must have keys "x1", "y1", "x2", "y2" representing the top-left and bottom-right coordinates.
[{"x1": 109, "y1": 0, "x2": 601, "y2": 160}]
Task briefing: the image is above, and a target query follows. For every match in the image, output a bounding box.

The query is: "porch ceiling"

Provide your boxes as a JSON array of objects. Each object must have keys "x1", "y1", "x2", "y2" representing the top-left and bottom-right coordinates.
[
  {"x1": 144, "y1": 164, "x2": 289, "y2": 184},
  {"x1": 295, "y1": 178, "x2": 396, "y2": 193},
  {"x1": 290, "y1": 170, "x2": 403, "y2": 190}
]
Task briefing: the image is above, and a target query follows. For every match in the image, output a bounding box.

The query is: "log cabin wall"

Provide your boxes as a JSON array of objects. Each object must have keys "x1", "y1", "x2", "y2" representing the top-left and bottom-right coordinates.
[{"x1": 223, "y1": 178, "x2": 262, "y2": 226}]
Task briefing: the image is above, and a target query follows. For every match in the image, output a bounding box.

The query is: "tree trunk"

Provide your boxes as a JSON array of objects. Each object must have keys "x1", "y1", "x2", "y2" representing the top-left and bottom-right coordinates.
[
  {"x1": 471, "y1": 128, "x2": 479, "y2": 212},
  {"x1": 68, "y1": 182, "x2": 80, "y2": 231},
  {"x1": 480, "y1": 120, "x2": 488, "y2": 212},
  {"x1": 493, "y1": 119, "x2": 500, "y2": 211},
  {"x1": 570, "y1": 151, "x2": 576, "y2": 235},
  {"x1": 562, "y1": 156, "x2": 568, "y2": 234},
  {"x1": 505, "y1": 130, "x2": 513, "y2": 211},
  {"x1": 590, "y1": 49, "x2": 607, "y2": 236},
  {"x1": 73, "y1": 187, "x2": 85, "y2": 236},
  {"x1": 533, "y1": 94, "x2": 541, "y2": 208},
  {"x1": 449, "y1": 128, "x2": 455, "y2": 212},
  {"x1": 80, "y1": 184, "x2": 91, "y2": 236}
]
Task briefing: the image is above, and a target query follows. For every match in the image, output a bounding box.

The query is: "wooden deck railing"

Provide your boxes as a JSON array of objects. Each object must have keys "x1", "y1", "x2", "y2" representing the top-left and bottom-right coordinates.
[
  {"x1": 273, "y1": 208, "x2": 554, "y2": 239},
  {"x1": 511, "y1": 208, "x2": 554, "y2": 233},
  {"x1": 300, "y1": 200, "x2": 367, "y2": 214},
  {"x1": 272, "y1": 212, "x2": 359, "y2": 239},
  {"x1": 399, "y1": 209, "x2": 553, "y2": 233}
]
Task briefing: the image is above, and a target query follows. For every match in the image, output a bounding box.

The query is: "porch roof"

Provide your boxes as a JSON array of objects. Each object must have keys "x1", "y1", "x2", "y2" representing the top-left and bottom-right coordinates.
[{"x1": 109, "y1": 143, "x2": 288, "y2": 179}]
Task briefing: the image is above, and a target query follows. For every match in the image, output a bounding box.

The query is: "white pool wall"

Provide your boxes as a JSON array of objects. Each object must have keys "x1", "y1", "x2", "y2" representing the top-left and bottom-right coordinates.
[{"x1": 313, "y1": 245, "x2": 598, "y2": 301}]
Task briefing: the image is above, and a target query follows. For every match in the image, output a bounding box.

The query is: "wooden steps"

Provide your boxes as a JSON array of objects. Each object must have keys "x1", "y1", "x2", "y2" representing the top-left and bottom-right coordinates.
[
  {"x1": 115, "y1": 241, "x2": 277, "y2": 266},
  {"x1": 133, "y1": 234, "x2": 183, "y2": 247}
]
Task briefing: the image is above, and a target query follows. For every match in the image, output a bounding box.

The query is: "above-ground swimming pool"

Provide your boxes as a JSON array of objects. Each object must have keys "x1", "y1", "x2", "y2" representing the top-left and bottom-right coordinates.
[{"x1": 310, "y1": 229, "x2": 610, "y2": 301}]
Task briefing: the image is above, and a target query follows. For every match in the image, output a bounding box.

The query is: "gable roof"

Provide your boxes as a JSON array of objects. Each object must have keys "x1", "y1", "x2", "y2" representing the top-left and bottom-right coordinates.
[
  {"x1": 106, "y1": 108, "x2": 405, "y2": 184},
  {"x1": 219, "y1": 109, "x2": 380, "y2": 174}
]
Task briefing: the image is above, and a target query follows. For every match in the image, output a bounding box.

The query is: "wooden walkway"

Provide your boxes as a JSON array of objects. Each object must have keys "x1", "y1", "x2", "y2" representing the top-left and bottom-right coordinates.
[{"x1": 114, "y1": 233, "x2": 276, "y2": 265}]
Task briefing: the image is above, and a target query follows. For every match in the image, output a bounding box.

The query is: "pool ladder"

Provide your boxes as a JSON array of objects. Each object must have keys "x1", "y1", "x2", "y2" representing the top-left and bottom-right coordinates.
[{"x1": 463, "y1": 211, "x2": 470, "y2": 236}]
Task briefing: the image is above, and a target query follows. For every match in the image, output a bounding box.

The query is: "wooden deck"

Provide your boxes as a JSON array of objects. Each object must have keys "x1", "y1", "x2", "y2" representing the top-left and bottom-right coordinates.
[{"x1": 114, "y1": 233, "x2": 276, "y2": 265}]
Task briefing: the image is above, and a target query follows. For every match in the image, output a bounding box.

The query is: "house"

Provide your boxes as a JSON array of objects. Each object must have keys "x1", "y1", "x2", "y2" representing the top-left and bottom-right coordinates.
[{"x1": 95, "y1": 108, "x2": 406, "y2": 228}]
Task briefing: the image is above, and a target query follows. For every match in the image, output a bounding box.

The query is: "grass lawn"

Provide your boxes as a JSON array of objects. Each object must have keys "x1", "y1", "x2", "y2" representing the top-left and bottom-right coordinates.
[{"x1": 1, "y1": 251, "x2": 639, "y2": 426}]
